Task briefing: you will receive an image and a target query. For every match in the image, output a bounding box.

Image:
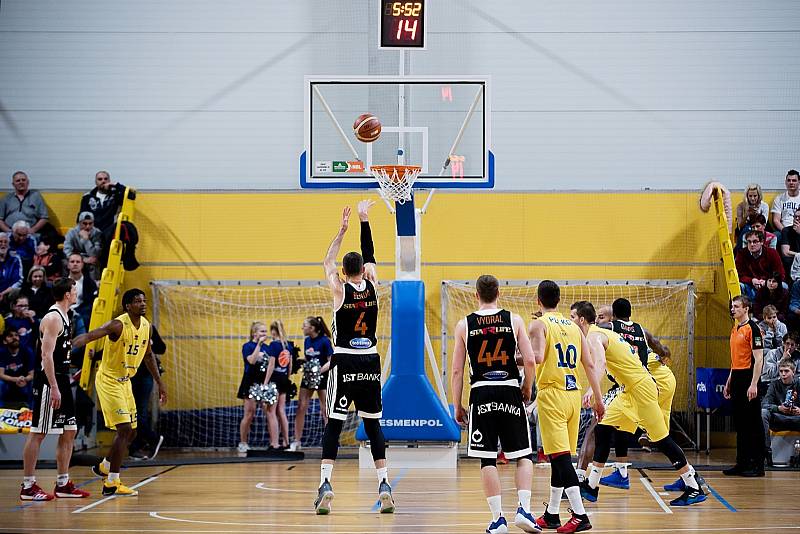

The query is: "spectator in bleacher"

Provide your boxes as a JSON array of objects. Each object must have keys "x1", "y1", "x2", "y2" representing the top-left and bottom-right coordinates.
[
  {"x1": 761, "y1": 358, "x2": 800, "y2": 466},
  {"x1": 66, "y1": 253, "x2": 97, "y2": 328},
  {"x1": 80, "y1": 171, "x2": 126, "y2": 236},
  {"x1": 0, "y1": 328, "x2": 33, "y2": 408},
  {"x1": 736, "y1": 184, "x2": 770, "y2": 231},
  {"x1": 760, "y1": 333, "x2": 799, "y2": 396},
  {"x1": 63, "y1": 212, "x2": 103, "y2": 281},
  {"x1": 771, "y1": 170, "x2": 800, "y2": 232},
  {"x1": 737, "y1": 213, "x2": 776, "y2": 251},
  {"x1": 20, "y1": 266, "x2": 54, "y2": 319},
  {"x1": 265, "y1": 320, "x2": 294, "y2": 450},
  {"x1": 0, "y1": 233, "x2": 23, "y2": 310},
  {"x1": 0, "y1": 171, "x2": 49, "y2": 235},
  {"x1": 237, "y1": 322, "x2": 272, "y2": 454},
  {"x1": 9, "y1": 220, "x2": 37, "y2": 276},
  {"x1": 6, "y1": 295, "x2": 38, "y2": 353},
  {"x1": 32, "y1": 237, "x2": 65, "y2": 283},
  {"x1": 780, "y1": 210, "x2": 800, "y2": 274},
  {"x1": 736, "y1": 230, "x2": 785, "y2": 300},
  {"x1": 758, "y1": 305, "x2": 787, "y2": 350},
  {"x1": 753, "y1": 273, "x2": 788, "y2": 321}
]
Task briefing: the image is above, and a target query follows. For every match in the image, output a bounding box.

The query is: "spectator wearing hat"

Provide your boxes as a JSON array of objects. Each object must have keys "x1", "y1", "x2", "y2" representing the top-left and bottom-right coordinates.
[
  {"x1": 64, "y1": 212, "x2": 103, "y2": 280},
  {"x1": 0, "y1": 172, "x2": 49, "y2": 235}
]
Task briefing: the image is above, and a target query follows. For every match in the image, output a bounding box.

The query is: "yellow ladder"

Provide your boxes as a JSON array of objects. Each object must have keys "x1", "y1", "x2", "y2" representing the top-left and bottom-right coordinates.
[
  {"x1": 78, "y1": 188, "x2": 137, "y2": 393},
  {"x1": 712, "y1": 186, "x2": 741, "y2": 300}
]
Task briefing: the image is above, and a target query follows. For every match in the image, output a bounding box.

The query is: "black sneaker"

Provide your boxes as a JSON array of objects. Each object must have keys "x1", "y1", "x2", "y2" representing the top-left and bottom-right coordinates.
[
  {"x1": 579, "y1": 480, "x2": 598, "y2": 502},
  {"x1": 722, "y1": 465, "x2": 745, "y2": 476},
  {"x1": 314, "y1": 480, "x2": 334, "y2": 515},
  {"x1": 739, "y1": 467, "x2": 765, "y2": 477},
  {"x1": 669, "y1": 486, "x2": 707, "y2": 506},
  {"x1": 535, "y1": 502, "x2": 561, "y2": 529},
  {"x1": 378, "y1": 479, "x2": 395, "y2": 513}
]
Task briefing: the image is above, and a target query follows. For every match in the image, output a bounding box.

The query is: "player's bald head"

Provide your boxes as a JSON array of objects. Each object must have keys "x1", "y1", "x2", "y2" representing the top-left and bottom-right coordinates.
[{"x1": 596, "y1": 305, "x2": 613, "y2": 324}]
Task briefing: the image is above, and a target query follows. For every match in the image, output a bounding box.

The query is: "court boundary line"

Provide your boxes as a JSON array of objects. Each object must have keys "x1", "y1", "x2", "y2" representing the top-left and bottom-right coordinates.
[
  {"x1": 639, "y1": 477, "x2": 673, "y2": 514},
  {"x1": 72, "y1": 465, "x2": 179, "y2": 514},
  {"x1": 705, "y1": 482, "x2": 737, "y2": 512}
]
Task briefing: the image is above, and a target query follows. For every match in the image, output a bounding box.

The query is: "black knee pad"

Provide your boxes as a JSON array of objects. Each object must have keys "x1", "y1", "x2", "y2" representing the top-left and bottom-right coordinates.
[
  {"x1": 592, "y1": 424, "x2": 614, "y2": 464},
  {"x1": 322, "y1": 418, "x2": 344, "y2": 461},
  {"x1": 551, "y1": 452, "x2": 578, "y2": 488},
  {"x1": 614, "y1": 430, "x2": 631, "y2": 457},
  {"x1": 481, "y1": 458, "x2": 497, "y2": 468},
  {"x1": 654, "y1": 436, "x2": 687, "y2": 469},
  {"x1": 362, "y1": 418, "x2": 386, "y2": 461}
]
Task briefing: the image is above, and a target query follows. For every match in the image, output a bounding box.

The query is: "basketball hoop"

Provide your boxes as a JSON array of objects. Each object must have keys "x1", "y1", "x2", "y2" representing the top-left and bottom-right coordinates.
[{"x1": 370, "y1": 165, "x2": 421, "y2": 204}]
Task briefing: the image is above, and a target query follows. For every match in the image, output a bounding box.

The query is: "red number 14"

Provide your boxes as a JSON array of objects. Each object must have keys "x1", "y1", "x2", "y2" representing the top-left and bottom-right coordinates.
[{"x1": 396, "y1": 18, "x2": 418, "y2": 41}]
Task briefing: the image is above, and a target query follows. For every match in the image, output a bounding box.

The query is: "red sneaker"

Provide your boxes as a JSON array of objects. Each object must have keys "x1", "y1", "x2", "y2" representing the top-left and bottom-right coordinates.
[
  {"x1": 54, "y1": 481, "x2": 90, "y2": 498},
  {"x1": 556, "y1": 512, "x2": 591, "y2": 533},
  {"x1": 20, "y1": 483, "x2": 54, "y2": 501},
  {"x1": 497, "y1": 451, "x2": 509, "y2": 465}
]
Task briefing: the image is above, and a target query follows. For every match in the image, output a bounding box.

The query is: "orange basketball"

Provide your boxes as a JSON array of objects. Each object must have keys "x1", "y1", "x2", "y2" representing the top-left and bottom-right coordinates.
[
  {"x1": 278, "y1": 349, "x2": 291, "y2": 368},
  {"x1": 353, "y1": 113, "x2": 381, "y2": 143}
]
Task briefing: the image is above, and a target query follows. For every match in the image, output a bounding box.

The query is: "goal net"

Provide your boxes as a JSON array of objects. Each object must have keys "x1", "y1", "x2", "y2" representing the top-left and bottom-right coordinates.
[
  {"x1": 441, "y1": 280, "x2": 697, "y2": 431},
  {"x1": 151, "y1": 281, "x2": 392, "y2": 448}
]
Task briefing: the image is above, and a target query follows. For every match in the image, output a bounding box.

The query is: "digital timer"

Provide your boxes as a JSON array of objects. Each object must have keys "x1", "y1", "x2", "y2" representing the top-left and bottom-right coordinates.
[{"x1": 380, "y1": 0, "x2": 427, "y2": 49}]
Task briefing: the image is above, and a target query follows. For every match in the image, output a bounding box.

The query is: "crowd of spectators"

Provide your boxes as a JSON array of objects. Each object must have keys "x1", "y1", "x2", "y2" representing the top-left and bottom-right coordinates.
[{"x1": 0, "y1": 170, "x2": 127, "y2": 408}]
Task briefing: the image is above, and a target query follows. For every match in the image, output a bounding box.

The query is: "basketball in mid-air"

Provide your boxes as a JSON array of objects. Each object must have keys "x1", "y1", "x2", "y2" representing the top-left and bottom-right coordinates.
[{"x1": 353, "y1": 114, "x2": 381, "y2": 143}]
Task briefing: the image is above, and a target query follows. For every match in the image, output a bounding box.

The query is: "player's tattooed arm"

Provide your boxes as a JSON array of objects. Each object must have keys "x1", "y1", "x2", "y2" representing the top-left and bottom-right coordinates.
[
  {"x1": 450, "y1": 319, "x2": 468, "y2": 427},
  {"x1": 72, "y1": 319, "x2": 123, "y2": 348}
]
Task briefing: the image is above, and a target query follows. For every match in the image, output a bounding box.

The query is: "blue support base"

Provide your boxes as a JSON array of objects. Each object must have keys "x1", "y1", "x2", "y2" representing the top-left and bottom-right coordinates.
[{"x1": 356, "y1": 280, "x2": 461, "y2": 442}]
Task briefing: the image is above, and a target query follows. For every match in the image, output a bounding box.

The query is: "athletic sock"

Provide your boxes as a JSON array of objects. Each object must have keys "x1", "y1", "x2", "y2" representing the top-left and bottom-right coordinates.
[
  {"x1": 22, "y1": 476, "x2": 35, "y2": 489},
  {"x1": 575, "y1": 468, "x2": 586, "y2": 482},
  {"x1": 564, "y1": 486, "x2": 586, "y2": 515},
  {"x1": 487, "y1": 494, "x2": 503, "y2": 521},
  {"x1": 376, "y1": 466, "x2": 388, "y2": 485},
  {"x1": 56, "y1": 473, "x2": 69, "y2": 486},
  {"x1": 320, "y1": 464, "x2": 333, "y2": 486},
  {"x1": 101, "y1": 458, "x2": 111, "y2": 471},
  {"x1": 680, "y1": 465, "x2": 699, "y2": 490},
  {"x1": 587, "y1": 464, "x2": 602, "y2": 488},
  {"x1": 547, "y1": 486, "x2": 563, "y2": 515},
  {"x1": 617, "y1": 463, "x2": 628, "y2": 478},
  {"x1": 518, "y1": 489, "x2": 531, "y2": 512},
  {"x1": 108, "y1": 472, "x2": 120, "y2": 483}
]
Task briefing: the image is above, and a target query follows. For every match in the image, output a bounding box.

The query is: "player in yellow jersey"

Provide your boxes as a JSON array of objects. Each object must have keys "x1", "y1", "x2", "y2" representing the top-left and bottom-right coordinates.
[
  {"x1": 571, "y1": 302, "x2": 705, "y2": 507},
  {"x1": 72, "y1": 289, "x2": 167, "y2": 496},
  {"x1": 528, "y1": 281, "x2": 604, "y2": 534}
]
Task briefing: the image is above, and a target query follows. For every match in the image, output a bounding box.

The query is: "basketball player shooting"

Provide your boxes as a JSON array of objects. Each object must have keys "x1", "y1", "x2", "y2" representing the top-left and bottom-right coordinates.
[
  {"x1": 314, "y1": 200, "x2": 394, "y2": 515},
  {"x1": 72, "y1": 289, "x2": 167, "y2": 497}
]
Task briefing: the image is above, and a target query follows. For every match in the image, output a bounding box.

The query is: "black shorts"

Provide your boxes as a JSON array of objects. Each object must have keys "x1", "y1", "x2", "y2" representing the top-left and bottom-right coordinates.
[
  {"x1": 468, "y1": 385, "x2": 532, "y2": 459},
  {"x1": 31, "y1": 373, "x2": 76, "y2": 434},
  {"x1": 237, "y1": 370, "x2": 267, "y2": 400},
  {"x1": 271, "y1": 372, "x2": 292, "y2": 394},
  {"x1": 326, "y1": 352, "x2": 382, "y2": 421}
]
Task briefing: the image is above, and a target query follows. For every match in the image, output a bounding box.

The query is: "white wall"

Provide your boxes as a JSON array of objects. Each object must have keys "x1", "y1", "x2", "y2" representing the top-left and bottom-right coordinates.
[{"x1": 0, "y1": 0, "x2": 798, "y2": 190}]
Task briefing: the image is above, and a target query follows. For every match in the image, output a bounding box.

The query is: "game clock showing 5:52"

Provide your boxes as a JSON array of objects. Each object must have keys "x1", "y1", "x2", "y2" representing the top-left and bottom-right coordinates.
[{"x1": 380, "y1": 0, "x2": 427, "y2": 49}]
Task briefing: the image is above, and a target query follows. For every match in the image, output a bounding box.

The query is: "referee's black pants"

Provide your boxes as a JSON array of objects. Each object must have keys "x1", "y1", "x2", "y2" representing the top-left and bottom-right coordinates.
[{"x1": 731, "y1": 369, "x2": 764, "y2": 469}]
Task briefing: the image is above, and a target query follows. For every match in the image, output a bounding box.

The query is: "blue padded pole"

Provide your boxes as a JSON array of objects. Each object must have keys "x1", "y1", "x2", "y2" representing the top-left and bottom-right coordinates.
[{"x1": 391, "y1": 281, "x2": 425, "y2": 376}]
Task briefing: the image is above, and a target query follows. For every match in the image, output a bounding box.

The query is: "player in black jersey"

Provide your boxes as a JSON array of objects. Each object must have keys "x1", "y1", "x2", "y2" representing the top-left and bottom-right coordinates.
[
  {"x1": 451, "y1": 275, "x2": 538, "y2": 534},
  {"x1": 315, "y1": 200, "x2": 394, "y2": 516},
  {"x1": 20, "y1": 278, "x2": 90, "y2": 501}
]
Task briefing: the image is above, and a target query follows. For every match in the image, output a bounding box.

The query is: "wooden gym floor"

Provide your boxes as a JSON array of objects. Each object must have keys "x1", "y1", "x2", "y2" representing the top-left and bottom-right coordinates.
[{"x1": 3, "y1": 450, "x2": 800, "y2": 533}]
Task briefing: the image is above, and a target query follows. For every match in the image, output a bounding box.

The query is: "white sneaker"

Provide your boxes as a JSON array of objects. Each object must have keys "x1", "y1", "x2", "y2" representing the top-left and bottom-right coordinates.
[
  {"x1": 288, "y1": 441, "x2": 301, "y2": 452},
  {"x1": 237, "y1": 442, "x2": 249, "y2": 454}
]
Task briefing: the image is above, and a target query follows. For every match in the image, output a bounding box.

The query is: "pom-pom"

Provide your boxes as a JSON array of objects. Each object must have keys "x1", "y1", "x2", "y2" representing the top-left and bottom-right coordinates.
[
  {"x1": 248, "y1": 382, "x2": 278, "y2": 405},
  {"x1": 301, "y1": 358, "x2": 323, "y2": 390}
]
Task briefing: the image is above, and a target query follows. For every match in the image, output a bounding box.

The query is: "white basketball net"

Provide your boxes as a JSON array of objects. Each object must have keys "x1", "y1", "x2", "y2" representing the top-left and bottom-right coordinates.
[{"x1": 370, "y1": 165, "x2": 421, "y2": 204}]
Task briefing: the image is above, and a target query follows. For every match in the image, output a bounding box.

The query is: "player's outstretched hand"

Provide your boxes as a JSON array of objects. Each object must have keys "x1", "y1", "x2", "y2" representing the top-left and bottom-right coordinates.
[
  {"x1": 357, "y1": 199, "x2": 375, "y2": 222},
  {"x1": 454, "y1": 404, "x2": 468, "y2": 428},
  {"x1": 364, "y1": 263, "x2": 378, "y2": 283},
  {"x1": 340, "y1": 206, "x2": 352, "y2": 233}
]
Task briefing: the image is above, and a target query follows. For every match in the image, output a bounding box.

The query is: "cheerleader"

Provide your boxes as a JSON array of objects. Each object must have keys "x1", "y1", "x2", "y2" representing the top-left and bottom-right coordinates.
[
  {"x1": 290, "y1": 316, "x2": 333, "y2": 451},
  {"x1": 265, "y1": 320, "x2": 294, "y2": 449},
  {"x1": 237, "y1": 322, "x2": 276, "y2": 453}
]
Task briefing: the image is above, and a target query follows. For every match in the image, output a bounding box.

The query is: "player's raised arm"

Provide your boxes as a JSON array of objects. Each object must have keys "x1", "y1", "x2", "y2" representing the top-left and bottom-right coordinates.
[
  {"x1": 528, "y1": 318, "x2": 546, "y2": 364},
  {"x1": 71, "y1": 319, "x2": 123, "y2": 349},
  {"x1": 513, "y1": 314, "x2": 536, "y2": 402},
  {"x1": 323, "y1": 206, "x2": 351, "y2": 298},
  {"x1": 357, "y1": 199, "x2": 378, "y2": 283},
  {"x1": 450, "y1": 319, "x2": 468, "y2": 426}
]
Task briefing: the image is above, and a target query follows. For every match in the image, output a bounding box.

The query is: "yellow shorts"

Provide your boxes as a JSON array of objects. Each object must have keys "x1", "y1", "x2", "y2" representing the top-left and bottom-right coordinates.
[
  {"x1": 537, "y1": 387, "x2": 581, "y2": 455},
  {"x1": 95, "y1": 374, "x2": 137, "y2": 430},
  {"x1": 652, "y1": 364, "x2": 676, "y2": 428},
  {"x1": 602, "y1": 378, "x2": 668, "y2": 442}
]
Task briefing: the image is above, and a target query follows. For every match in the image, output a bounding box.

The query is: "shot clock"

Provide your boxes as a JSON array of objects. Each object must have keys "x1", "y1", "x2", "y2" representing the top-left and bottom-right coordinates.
[{"x1": 380, "y1": 0, "x2": 427, "y2": 49}]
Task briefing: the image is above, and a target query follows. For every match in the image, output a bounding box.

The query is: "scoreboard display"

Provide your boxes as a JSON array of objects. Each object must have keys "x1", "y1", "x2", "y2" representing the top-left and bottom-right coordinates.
[{"x1": 380, "y1": 1, "x2": 427, "y2": 49}]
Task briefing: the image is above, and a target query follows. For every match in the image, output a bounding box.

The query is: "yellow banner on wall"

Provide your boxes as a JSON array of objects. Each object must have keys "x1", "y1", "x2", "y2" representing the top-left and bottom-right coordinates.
[{"x1": 0, "y1": 407, "x2": 32, "y2": 434}]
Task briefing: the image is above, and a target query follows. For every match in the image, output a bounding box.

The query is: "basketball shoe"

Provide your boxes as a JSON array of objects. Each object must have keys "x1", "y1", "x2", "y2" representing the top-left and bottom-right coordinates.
[
  {"x1": 20, "y1": 483, "x2": 53, "y2": 501},
  {"x1": 669, "y1": 486, "x2": 707, "y2": 506},
  {"x1": 535, "y1": 504, "x2": 562, "y2": 530},
  {"x1": 578, "y1": 480, "x2": 598, "y2": 502},
  {"x1": 599, "y1": 468, "x2": 629, "y2": 489},
  {"x1": 378, "y1": 479, "x2": 395, "y2": 513},
  {"x1": 514, "y1": 505, "x2": 542, "y2": 532},
  {"x1": 91, "y1": 461, "x2": 109, "y2": 479},
  {"x1": 314, "y1": 480, "x2": 334, "y2": 515},
  {"x1": 486, "y1": 516, "x2": 508, "y2": 534},
  {"x1": 556, "y1": 510, "x2": 591, "y2": 533},
  {"x1": 54, "y1": 481, "x2": 90, "y2": 498},
  {"x1": 102, "y1": 479, "x2": 138, "y2": 496}
]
